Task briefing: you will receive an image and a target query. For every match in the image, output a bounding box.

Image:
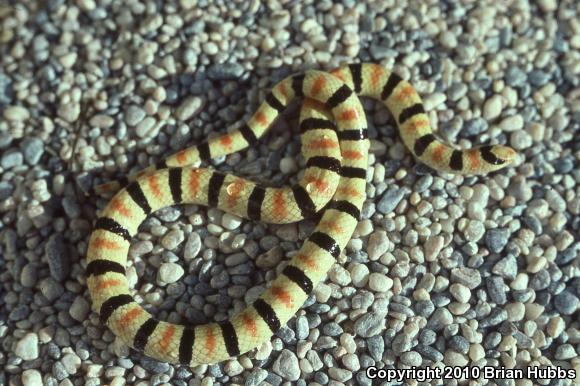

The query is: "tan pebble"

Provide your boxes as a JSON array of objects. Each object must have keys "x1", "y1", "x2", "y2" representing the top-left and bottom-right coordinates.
[
  {"x1": 546, "y1": 316, "x2": 565, "y2": 338},
  {"x1": 524, "y1": 303, "x2": 544, "y2": 320},
  {"x1": 526, "y1": 256, "x2": 547, "y2": 273},
  {"x1": 498, "y1": 335, "x2": 516, "y2": 352},
  {"x1": 506, "y1": 302, "x2": 525, "y2": 321}
]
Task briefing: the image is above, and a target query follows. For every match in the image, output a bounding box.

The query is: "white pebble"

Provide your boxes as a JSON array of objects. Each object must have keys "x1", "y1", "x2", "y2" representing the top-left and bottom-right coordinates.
[
  {"x1": 158, "y1": 262, "x2": 184, "y2": 284},
  {"x1": 368, "y1": 273, "x2": 393, "y2": 292},
  {"x1": 21, "y1": 369, "x2": 42, "y2": 386},
  {"x1": 176, "y1": 97, "x2": 204, "y2": 121},
  {"x1": 483, "y1": 95, "x2": 503, "y2": 120},
  {"x1": 14, "y1": 333, "x2": 39, "y2": 360},
  {"x1": 4, "y1": 106, "x2": 30, "y2": 121}
]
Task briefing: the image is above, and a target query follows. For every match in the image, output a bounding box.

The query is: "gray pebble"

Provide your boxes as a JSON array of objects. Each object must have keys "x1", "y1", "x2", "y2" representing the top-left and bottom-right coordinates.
[
  {"x1": 207, "y1": 63, "x2": 244, "y2": 80},
  {"x1": 479, "y1": 308, "x2": 507, "y2": 328},
  {"x1": 450, "y1": 267, "x2": 481, "y2": 289},
  {"x1": 20, "y1": 137, "x2": 44, "y2": 165},
  {"x1": 528, "y1": 70, "x2": 550, "y2": 86},
  {"x1": 0, "y1": 181, "x2": 13, "y2": 200},
  {"x1": 415, "y1": 344, "x2": 444, "y2": 362},
  {"x1": 245, "y1": 368, "x2": 268, "y2": 386},
  {"x1": 322, "y1": 322, "x2": 343, "y2": 337},
  {"x1": 125, "y1": 105, "x2": 146, "y2": 126},
  {"x1": 295, "y1": 316, "x2": 309, "y2": 340},
  {"x1": 485, "y1": 228, "x2": 510, "y2": 253},
  {"x1": 1, "y1": 149, "x2": 23, "y2": 169},
  {"x1": 377, "y1": 187, "x2": 406, "y2": 214},
  {"x1": 400, "y1": 351, "x2": 422, "y2": 366},
  {"x1": 427, "y1": 308, "x2": 453, "y2": 331},
  {"x1": 448, "y1": 336, "x2": 470, "y2": 354},
  {"x1": 272, "y1": 349, "x2": 300, "y2": 381},
  {"x1": 354, "y1": 312, "x2": 385, "y2": 337},
  {"x1": 486, "y1": 276, "x2": 507, "y2": 304},
  {"x1": 366, "y1": 335, "x2": 384, "y2": 361},
  {"x1": 492, "y1": 254, "x2": 518, "y2": 279},
  {"x1": 45, "y1": 234, "x2": 70, "y2": 281},
  {"x1": 505, "y1": 66, "x2": 527, "y2": 87},
  {"x1": 554, "y1": 291, "x2": 579, "y2": 315}
]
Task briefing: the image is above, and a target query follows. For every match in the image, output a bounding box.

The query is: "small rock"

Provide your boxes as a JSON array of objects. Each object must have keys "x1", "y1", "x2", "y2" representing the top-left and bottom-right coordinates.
[
  {"x1": 483, "y1": 95, "x2": 502, "y2": 120},
  {"x1": 21, "y1": 369, "x2": 43, "y2": 386},
  {"x1": 354, "y1": 312, "x2": 385, "y2": 337},
  {"x1": 125, "y1": 105, "x2": 146, "y2": 126},
  {"x1": 377, "y1": 187, "x2": 405, "y2": 214},
  {"x1": 450, "y1": 267, "x2": 481, "y2": 289},
  {"x1": 89, "y1": 114, "x2": 115, "y2": 128},
  {"x1": 14, "y1": 333, "x2": 39, "y2": 360},
  {"x1": 4, "y1": 105, "x2": 30, "y2": 121},
  {"x1": 161, "y1": 229, "x2": 185, "y2": 250},
  {"x1": 46, "y1": 234, "x2": 70, "y2": 281},
  {"x1": 135, "y1": 117, "x2": 157, "y2": 138},
  {"x1": 158, "y1": 262, "x2": 185, "y2": 284},
  {"x1": 554, "y1": 291, "x2": 579, "y2": 315},
  {"x1": 20, "y1": 137, "x2": 44, "y2": 165},
  {"x1": 492, "y1": 255, "x2": 518, "y2": 279},
  {"x1": 368, "y1": 273, "x2": 393, "y2": 292},
  {"x1": 485, "y1": 228, "x2": 510, "y2": 253},
  {"x1": 184, "y1": 233, "x2": 202, "y2": 260},
  {"x1": 69, "y1": 296, "x2": 90, "y2": 321},
  {"x1": 176, "y1": 97, "x2": 204, "y2": 121},
  {"x1": 1, "y1": 150, "x2": 23, "y2": 169},
  {"x1": 272, "y1": 349, "x2": 300, "y2": 381},
  {"x1": 207, "y1": 63, "x2": 244, "y2": 80}
]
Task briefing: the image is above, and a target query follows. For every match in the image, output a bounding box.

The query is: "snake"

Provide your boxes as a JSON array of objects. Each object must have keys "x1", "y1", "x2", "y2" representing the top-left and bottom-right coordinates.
[{"x1": 86, "y1": 63, "x2": 516, "y2": 365}]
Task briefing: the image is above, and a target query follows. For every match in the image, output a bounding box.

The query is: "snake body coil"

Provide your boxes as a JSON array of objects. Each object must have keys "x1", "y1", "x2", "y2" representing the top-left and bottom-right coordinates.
[{"x1": 87, "y1": 63, "x2": 516, "y2": 365}]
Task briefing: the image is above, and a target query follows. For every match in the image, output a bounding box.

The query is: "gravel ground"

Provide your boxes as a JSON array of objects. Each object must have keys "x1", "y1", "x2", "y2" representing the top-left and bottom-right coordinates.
[{"x1": 1, "y1": 1, "x2": 579, "y2": 385}]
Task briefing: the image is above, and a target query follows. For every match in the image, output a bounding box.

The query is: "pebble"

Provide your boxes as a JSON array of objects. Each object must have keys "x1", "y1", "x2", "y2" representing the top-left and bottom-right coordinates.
[
  {"x1": 367, "y1": 230, "x2": 388, "y2": 260},
  {"x1": 449, "y1": 283, "x2": 471, "y2": 303},
  {"x1": 1, "y1": 150, "x2": 23, "y2": 169},
  {"x1": 553, "y1": 291, "x2": 579, "y2": 315},
  {"x1": 354, "y1": 313, "x2": 385, "y2": 337},
  {"x1": 492, "y1": 255, "x2": 518, "y2": 279},
  {"x1": 20, "y1": 137, "x2": 44, "y2": 165},
  {"x1": 135, "y1": 117, "x2": 157, "y2": 138},
  {"x1": 511, "y1": 130, "x2": 533, "y2": 150},
  {"x1": 21, "y1": 369, "x2": 43, "y2": 386},
  {"x1": 125, "y1": 105, "x2": 146, "y2": 126},
  {"x1": 377, "y1": 187, "x2": 405, "y2": 214},
  {"x1": 45, "y1": 234, "x2": 70, "y2": 281},
  {"x1": 485, "y1": 228, "x2": 510, "y2": 253},
  {"x1": 499, "y1": 115, "x2": 524, "y2": 132},
  {"x1": 176, "y1": 97, "x2": 204, "y2": 121},
  {"x1": 4, "y1": 105, "x2": 29, "y2": 121},
  {"x1": 272, "y1": 349, "x2": 300, "y2": 381},
  {"x1": 184, "y1": 233, "x2": 202, "y2": 260},
  {"x1": 158, "y1": 262, "x2": 184, "y2": 284},
  {"x1": 89, "y1": 114, "x2": 115, "y2": 128},
  {"x1": 14, "y1": 333, "x2": 39, "y2": 360},
  {"x1": 450, "y1": 267, "x2": 481, "y2": 289},
  {"x1": 246, "y1": 368, "x2": 268, "y2": 386},
  {"x1": 368, "y1": 273, "x2": 393, "y2": 292},
  {"x1": 207, "y1": 63, "x2": 244, "y2": 80},
  {"x1": 483, "y1": 95, "x2": 502, "y2": 120},
  {"x1": 463, "y1": 117, "x2": 488, "y2": 136},
  {"x1": 161, "y1": 229, "x2": 185, "y2": 249},
  {"x1": 69, "y1": 296, "x2": 90, "y2": 321}
]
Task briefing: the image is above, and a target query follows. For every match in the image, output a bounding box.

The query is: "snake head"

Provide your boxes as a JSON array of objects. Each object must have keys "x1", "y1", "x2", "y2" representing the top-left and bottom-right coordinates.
[{"x1": 479, "y1": 145, "x2": 517, "y2": 171}]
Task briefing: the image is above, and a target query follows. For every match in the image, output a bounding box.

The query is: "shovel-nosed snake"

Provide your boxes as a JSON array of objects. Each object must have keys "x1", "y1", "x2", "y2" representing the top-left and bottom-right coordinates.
[{"x1": 86, "y1": 63, "x2": 516, "y2": 365}]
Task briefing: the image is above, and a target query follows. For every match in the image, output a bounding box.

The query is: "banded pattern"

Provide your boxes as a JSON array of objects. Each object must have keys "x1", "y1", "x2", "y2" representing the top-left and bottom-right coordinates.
[{"x1": 87, "y1": 63, "x2": 516, "y2": 365}]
